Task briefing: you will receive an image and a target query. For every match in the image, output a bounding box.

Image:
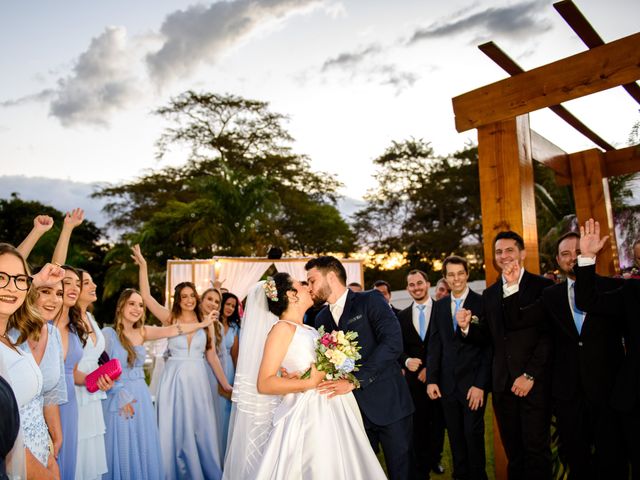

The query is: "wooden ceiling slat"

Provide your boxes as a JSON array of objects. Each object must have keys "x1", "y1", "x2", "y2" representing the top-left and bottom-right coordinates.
[
  {"x1": 478, "y1": 42, "x2": 615, "y2": 151},
  {"x1": 554, "y1": 0, "x2": 640, "y2": 105}
]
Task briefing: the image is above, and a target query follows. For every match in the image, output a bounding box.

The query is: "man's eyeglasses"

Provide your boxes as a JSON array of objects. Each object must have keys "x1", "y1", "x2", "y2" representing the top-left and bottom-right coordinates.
[{"x1": 0, "y1": 272, "x2": 32, "y2": 291}]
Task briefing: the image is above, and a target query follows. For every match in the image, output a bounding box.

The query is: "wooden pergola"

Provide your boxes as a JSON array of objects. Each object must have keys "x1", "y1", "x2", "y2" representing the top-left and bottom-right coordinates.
[{"x1": 451, "y1": 1, "x2": 640, "y2": 477}]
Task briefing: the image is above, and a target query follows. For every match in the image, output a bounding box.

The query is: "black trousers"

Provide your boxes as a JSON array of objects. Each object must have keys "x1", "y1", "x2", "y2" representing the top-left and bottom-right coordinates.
[
  {"x1": 363, "y1": 412, "x2": 413, "y2": 480},
  {"x1": 441, "y1": 390, "x2": 488, "y2": 480},
  {"x1": 493, "y1": 382, "x2": 552, "y2": 480},
  {"x1": 555, "y1": 392, "x2": 627, "y2": 480},
  {"x1": 407, "y1": 380, "x2": 445, "y2": 479}
]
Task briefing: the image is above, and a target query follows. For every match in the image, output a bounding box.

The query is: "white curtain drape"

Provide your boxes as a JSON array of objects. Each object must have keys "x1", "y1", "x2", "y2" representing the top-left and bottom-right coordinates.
[
  {"x1": 343, "y1": 261, "x2": 363, "y2": 286},
  {"x1": 273, "y1": 261, "x2": 308, "y2": 282},
  {"x1": 194, "y1": 263, "x2": 216, "y2": 293},
  {"x1": 216, "y1": 261, "x2": 271, "y2": 300}
]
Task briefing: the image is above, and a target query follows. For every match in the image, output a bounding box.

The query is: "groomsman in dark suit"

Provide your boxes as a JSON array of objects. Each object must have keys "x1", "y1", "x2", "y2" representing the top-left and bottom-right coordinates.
[
  {"x1": 306, "y1": 256, "x2": 414, "y2": 480},
  {"x1": 458, "y1": 231, "x2": 553, "y2": 480},
  {"x1": 575, "y1": 219, "x2": 640, "y2": 477},
  {"x1": 427, "y1": 256, "x2": 490, "y2": 480},
  {"x1": 540, "y1": 231, "x2": 626, "y2": 479},
  {"x1": 372, "y1": 280, "x2": 401, "y2": 317},
  {"x1": 397, "y1": 270, "x2": 446, "y2": 479}
]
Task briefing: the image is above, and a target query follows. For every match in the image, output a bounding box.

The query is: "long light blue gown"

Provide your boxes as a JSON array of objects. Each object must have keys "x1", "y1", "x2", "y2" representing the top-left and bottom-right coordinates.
[
  {"x1": 57, "y1": 326, "x2": 83, "y2": 480},
  {"x1": 219, "y1": 323, "x2": 238, "y2": 457},
  {"x1": 101, "y1": 327, "x2": 163, "y2": 480},
  {"x1": 156, "y1": 329, "x2": 222, "y2": 480}
]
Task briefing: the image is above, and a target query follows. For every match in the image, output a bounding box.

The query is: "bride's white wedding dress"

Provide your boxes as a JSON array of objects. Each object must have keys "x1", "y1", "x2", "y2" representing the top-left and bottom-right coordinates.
[{"x1": 254, "y1": 320, "x2": 387, "y2": 480}]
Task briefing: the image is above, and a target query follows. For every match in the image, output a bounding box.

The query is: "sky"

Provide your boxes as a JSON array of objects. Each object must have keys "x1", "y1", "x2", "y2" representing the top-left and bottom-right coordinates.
[{"x1": 1, "y1": 0, "x2": 639, "y2": 201}]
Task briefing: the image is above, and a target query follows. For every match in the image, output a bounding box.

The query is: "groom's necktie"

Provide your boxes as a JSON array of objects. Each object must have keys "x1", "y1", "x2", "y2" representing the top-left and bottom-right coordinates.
[
  {"x1": 453, "y1": 298, "x2": 463, "y2": 332},
  {"x1": 417, "y1": 304, "x2": 426, "y2": 340}
]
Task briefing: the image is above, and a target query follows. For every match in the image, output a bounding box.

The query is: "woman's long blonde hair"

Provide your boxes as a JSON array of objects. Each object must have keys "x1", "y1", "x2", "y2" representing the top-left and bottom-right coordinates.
[
  {"x1": 201, "y1": 287, "x2": 223, "y2": 351},
  {"x1": 114, "y1": 288, "x2": 145, "y2": 367},
  {"x1": 1, "y1": 243, "x2": 44, "y2": 346}
]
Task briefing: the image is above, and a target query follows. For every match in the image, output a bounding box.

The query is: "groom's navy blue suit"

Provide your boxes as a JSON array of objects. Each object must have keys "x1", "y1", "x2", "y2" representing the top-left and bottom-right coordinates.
[{"x1": 315, "y1": 289, "x2": 414, "y2": 480}]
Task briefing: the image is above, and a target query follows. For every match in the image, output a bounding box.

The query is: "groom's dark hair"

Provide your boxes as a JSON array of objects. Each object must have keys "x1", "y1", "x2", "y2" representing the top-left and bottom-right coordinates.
[{"x1": 305, "y1": 256, "x2": 347, "y2": 285}]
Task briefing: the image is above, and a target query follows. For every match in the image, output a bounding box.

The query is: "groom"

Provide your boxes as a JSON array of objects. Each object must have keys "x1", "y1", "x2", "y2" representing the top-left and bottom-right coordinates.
[{"x1": 306, "y1": 256, "x2": 415, "y2": 480}]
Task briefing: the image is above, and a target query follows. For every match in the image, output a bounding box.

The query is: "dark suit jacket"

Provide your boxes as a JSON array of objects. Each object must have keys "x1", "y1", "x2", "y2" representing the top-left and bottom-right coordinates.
[
  {"x1": 315, "y1": 289, "x2": 414, "y2": 425},
  {"x1": 396, "y1": 301, "x2": 434, "y2": 401},
  {"x1": 426, "y1": 290, "x2": 492, "y2": 396},
  {"x1": 397, "y1": 301, "x2": 431, "y2": 369},
  {"x1": 465, "y1": 271, "x2": 554, "y2": 394},
  {"x1": 543, "y1": 278, "x2": 625, "y2": 406},
  {"x1": 575, "y1": 264, "x2": 640, "y2": 412}
]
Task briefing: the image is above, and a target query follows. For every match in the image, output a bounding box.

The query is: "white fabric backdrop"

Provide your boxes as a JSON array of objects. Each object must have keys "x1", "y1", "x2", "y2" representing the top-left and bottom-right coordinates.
[
  {"x1": 216, "y1": 261, "x2": 272, "y2": 301},
  {"x1": 273, "y1": 261, "x2": 307, "y2": 282}
]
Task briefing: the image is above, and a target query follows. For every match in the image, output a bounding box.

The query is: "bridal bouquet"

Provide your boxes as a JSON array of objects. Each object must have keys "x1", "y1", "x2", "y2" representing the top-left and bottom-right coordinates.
[{"x1": 302, "y1": 326, "x2": 362, "y2": 388}]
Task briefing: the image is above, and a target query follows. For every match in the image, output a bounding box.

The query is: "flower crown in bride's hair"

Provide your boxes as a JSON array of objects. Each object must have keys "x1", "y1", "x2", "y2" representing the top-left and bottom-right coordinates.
[{"x1": 263, "y1": 278, "x2": 278, "y2": 302}]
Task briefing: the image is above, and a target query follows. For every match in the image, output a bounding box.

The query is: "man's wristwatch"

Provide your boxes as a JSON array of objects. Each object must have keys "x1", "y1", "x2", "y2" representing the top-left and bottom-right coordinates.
[{"x1": 523, "y1": 373, "x2": 534, "y2": 382}]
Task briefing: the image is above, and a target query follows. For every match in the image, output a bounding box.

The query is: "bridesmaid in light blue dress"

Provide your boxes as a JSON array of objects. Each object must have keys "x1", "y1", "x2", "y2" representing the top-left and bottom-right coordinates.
[
  {"x1": 102, "y1": 289, "x2": 216, "y2": 480},
  {"x1": 219, "y1": 292, "x2": 241, "y2": 455},
  {"x1": 131, "y1": 246, "x2": 232, "y2": 480}
]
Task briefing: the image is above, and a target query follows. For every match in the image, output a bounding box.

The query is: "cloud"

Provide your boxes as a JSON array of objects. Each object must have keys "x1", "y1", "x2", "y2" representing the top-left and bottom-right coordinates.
[
  {"x1": 49, "y1": 26, "x2": 143, "y2": 127},
  {"x1": 0, "y1": 89, "x2": 55, "y2": 108},
  {"x1": 321, "y1": 44, "x2": 380, "y2": 71},
  {"x1": 409, "y1": 0, "x2": 551, "y2": 44},
  {"x1": 146, "y1": 0, "x2": 322, "y2": 86},
  {"x1": 370, "y1": 65, "x2": 418, "y2": 95}
]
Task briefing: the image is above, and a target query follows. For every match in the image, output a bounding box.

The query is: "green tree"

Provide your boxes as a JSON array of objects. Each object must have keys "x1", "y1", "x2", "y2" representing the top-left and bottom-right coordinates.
[
  {"x1": 94, "y1": 91, "x2": 355, "y2": 296},
  {"x1": 354, "y1": 139, "x2": 482, "y2": 277}
]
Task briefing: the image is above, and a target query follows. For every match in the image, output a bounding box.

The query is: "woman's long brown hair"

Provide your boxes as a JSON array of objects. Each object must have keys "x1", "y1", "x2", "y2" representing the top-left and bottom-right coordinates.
[
  {"x1": 171, "y1": 282, "x2": 211, "y2": 351},
  {"x1": 62, "y1": 265, "x2": 89, "y2": 346},
  {"x1": 1, "y1": 243, "x2": 44, "y2": 346},
  {"x1": 114, "y1": 288, "x2": 145, "y2": 367}
]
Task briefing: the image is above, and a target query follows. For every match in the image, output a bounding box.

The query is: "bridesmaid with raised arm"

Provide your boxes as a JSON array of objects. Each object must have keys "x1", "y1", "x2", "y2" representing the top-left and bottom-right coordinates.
[
  {"x1": 102, "y1": 288, "x2": 217, "y2": 480},
  {"x1": 131, "y1": 245, "x2": 231, "y2": 480}
]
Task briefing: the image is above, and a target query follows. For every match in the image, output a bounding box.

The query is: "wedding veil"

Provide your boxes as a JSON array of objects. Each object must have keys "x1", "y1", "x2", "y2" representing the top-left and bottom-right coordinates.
[{"x1": 223, "y1": 281, "x2": 280, "y2": 480}]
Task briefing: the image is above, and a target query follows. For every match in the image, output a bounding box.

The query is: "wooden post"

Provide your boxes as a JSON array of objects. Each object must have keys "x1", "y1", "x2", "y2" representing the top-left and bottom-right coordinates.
[
  {"x1": 478, "y1": 114, "x2": 541, "y2": 284},
  {"x1": 477, "y1": 114, "x2": 539, "y2": 480},
  {"x1": 569, "y1": 149, "x2": 619, "y2": 275}
]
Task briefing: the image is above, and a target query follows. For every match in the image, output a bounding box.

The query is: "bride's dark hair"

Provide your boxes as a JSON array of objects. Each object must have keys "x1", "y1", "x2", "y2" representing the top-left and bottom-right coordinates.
[{"x1": 266, "y1": 273, "x2": 297, "y2": 317}]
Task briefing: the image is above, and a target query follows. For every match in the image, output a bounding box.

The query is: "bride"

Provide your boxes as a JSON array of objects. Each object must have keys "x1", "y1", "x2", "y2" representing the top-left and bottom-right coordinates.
[{"x1": 224, "y1": 273, "x2": 386, "y2": 479}]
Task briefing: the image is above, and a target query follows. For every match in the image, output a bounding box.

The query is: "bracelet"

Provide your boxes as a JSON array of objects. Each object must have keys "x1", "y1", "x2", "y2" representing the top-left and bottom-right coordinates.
[
  {"x1": 176, "y1": 323, "x2": 183, "y2": 335},
  {"x1": 523, "y1": 373, "x2": 534, "y2": 382}
]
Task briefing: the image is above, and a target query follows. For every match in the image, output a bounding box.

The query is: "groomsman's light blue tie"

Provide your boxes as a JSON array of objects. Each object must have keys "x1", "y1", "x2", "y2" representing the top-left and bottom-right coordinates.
[
  {"x1": 453, "y1": 298, "x2": 463, "y2": 332},
  {"x1": 571, "y1": 283, "x2": 585, "y2": 334},
  {"x1": 418, "y1": 304, "x2": 426, "y2": 340}
]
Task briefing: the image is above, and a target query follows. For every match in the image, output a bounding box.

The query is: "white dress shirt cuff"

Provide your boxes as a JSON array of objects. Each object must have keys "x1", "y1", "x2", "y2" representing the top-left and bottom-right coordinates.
[
  {"x1": 577, "y1": 255, "x2": 597, "y2": 266},
  {"x1": 460, "y1": 326, "x2": 470, "y2": 336},
  {"x1": 404, "y1": 358, "x2": 411, "y2": 368}
]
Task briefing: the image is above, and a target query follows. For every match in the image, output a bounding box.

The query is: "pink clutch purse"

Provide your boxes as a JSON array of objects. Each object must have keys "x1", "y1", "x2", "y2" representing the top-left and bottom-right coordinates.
[{"x1": 85, "y1": 358, "x2": 122, "y2": 393}]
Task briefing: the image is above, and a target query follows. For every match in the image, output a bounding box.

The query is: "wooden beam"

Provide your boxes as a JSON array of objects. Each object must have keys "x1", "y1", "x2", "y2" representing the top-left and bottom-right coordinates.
[
  {"x1": 554, "y1": 0, "x2": 640, "y2": 105},
  {"x1": 479, "y1": 42, "x2": 614, "y2": 151},
  {"x1": 530, "y1": 130, "x2": 571, "y2": 185},
  {"x1": 453, "y1": 32, "x2": 640, "y2": 132},
  {"x1": 603, "y1": 144, "x2": 640, "y2": 177},
  {"x1": 570, "y1": 149, "x2": 619, "y2": 275},
  {"x1": 478, "y1": 115, "x2": 540, "y2": 284},
  {"x1": 478, "y1": 115, "x2": 538, "y2": 480}
]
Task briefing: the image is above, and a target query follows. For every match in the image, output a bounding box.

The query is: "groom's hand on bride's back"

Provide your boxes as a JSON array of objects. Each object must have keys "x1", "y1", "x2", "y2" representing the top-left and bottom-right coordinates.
[{"x1": 317, "y1": 379, "x2": 356, "y2": 398}]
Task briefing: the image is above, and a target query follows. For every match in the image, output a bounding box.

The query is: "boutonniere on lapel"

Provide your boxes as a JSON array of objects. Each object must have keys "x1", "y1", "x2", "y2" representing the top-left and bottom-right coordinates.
[{"x1": 471, "y1": 315, "x2": 480, "y2": 325}]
